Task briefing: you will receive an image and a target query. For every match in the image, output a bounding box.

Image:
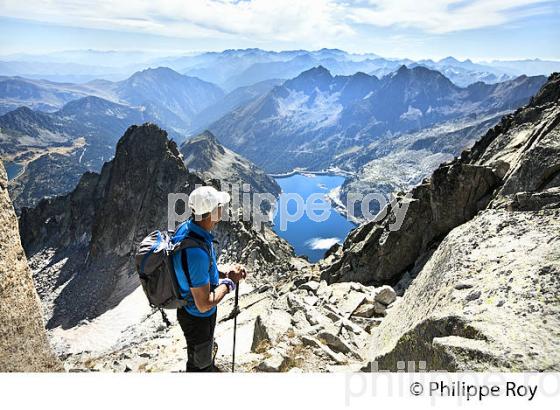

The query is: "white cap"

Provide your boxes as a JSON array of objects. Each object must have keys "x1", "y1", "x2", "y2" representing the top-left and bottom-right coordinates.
[{"x1": 188, "y1": 186, "x2": 231, "y2": 215}]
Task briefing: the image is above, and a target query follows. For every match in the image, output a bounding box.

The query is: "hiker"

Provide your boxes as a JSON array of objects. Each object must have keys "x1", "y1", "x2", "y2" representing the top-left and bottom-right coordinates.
[{"x1": 173, "y1": 185, "x2": 247, "y2": 372}]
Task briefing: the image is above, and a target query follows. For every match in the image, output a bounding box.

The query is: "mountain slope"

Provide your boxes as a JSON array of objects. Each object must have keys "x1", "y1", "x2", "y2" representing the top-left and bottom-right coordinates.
[
  {"x1": 190, "y1": 79, "x2": 284, "y2": 133},
  {"x1": 2, "y1": 96, "x2": 150, "y2": 209},
  {"x1": 0, "y1": 162, "x2": 62, "y2": 371},
  {"x1": 116, "y1": 67, "x2": 225, "y2": 132},
  {"x1": 0, "y1": 75, "x2": 119, "y2": 115},
  {"x1": 208, "y1": 66, "x2": 546, "y2": 173},
  {"x1": 322, "y1": 73, "x2": 560, "y2": 371},
  {"x1": 180, "y1": 130, "x2": 281, "y2": 198}
]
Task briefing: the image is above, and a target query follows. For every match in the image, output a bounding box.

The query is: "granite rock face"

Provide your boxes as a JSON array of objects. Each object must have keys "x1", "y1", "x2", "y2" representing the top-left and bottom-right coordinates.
[
  {"x1": 0, "y1": 162, "x2": 62, "y2": 371},
  {"x1": 321, "y1": 162, "x2": 498, "y2": 285},
  {"x1": 348, "y1": 73, "x2": 560, "y2": 371},
  {"x1": 365, "y1": 208, "x2": 560, "y2": 371}
]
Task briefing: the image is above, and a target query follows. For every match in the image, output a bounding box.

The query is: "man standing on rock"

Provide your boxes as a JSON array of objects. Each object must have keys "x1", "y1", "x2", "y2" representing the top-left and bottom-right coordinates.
[{"x1": 172, "y1": 185, "x2": 247, "y2": 372}]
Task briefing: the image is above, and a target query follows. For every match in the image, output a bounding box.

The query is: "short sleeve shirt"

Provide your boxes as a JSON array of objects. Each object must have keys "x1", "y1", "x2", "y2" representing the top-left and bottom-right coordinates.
[{"x1": 172, "y1": 219, "x2": 219, "y2": 317}]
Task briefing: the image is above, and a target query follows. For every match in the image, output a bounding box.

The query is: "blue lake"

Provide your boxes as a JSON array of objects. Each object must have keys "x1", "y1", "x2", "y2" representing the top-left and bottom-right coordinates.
[
  {"x1": 3, "y1": 161, "x2": 23, "y2": 180},
  {"x1": 272, "y1": 173, "x2": 356, "y2": 262}
]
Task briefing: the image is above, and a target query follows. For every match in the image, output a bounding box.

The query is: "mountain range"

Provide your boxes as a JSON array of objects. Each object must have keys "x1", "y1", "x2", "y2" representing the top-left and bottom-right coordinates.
[
  {"x1": 3, "y1": 48, "x2": 559, "y2": 90},
  {"x1": 1, "y1": 62, "x2": 548, "y2": 215},
  {"x1": 208, "y1": 65, "x2": 546, "y2": 173}
]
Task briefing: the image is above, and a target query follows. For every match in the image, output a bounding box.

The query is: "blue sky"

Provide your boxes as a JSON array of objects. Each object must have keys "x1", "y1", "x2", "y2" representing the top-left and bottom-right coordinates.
[{"x1": 0, "y1": 0, "x2": 558, "y2": 61}]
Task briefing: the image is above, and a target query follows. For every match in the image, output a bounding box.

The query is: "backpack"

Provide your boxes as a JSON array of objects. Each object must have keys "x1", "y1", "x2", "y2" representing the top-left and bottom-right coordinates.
[{"x1": 135, "y1": 225, "x2": 212, "y2": 312}]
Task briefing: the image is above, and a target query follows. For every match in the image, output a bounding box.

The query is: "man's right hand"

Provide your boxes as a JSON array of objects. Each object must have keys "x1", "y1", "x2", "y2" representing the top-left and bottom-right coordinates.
[{"x1": 227, "y1": 264, "x2": 248, "y2": 283}]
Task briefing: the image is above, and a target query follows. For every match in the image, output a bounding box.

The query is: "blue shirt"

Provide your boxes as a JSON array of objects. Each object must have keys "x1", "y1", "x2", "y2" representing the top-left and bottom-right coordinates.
[{"x1": 171, "y1": 219, "x2": 219, "y2": 317}]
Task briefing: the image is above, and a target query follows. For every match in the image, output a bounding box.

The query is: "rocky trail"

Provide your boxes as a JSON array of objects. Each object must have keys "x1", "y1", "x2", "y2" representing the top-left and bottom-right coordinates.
[{"x1": 58, "y1": 258, "x2": 401, "y2": 372}]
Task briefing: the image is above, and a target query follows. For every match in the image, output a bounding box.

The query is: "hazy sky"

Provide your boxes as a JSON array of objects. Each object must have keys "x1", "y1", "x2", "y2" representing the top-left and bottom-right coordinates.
[{"x1": 1, "y1": 0, "x2": 559, "y2": 61}]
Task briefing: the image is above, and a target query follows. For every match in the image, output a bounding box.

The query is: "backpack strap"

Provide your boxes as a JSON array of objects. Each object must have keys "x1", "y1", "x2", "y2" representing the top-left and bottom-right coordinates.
[{"x1": 174, "y1": 232, "x2": 214, "y2": 288}]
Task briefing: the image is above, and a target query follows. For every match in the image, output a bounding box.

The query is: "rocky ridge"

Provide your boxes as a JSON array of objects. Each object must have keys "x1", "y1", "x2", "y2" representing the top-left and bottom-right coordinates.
[
  {"x1": 180, "y1": 130, "x2": 280, "y2": 199},
  {"x1": 0, "y1": 162, "x2": 62, "y2": 371},
  {"x1": 19, "y1": 123, "x2": 295, "y2": 332},
  {"x1": 322, "y1": 73, "x2": 560, "y2": 371}
]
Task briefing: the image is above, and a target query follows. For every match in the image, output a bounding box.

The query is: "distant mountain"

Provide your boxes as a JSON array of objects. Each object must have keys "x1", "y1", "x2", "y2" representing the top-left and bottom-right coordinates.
[
  {"x1": 484, "y1": 58, "x2": 560, "y2": 77},
  {"x1": 0, "y1": 60, "x2": 130, "y2": 83},
  {"x1": 0, "y1": 75, "x2": 121, "y2": 115},
  {"x1": 115, "y1": 67, "x2": 225, "y2": 132},
  {"x1": 1, "y1": 96, "x2": 150, "y2": 209},
  {"x1": 0, "y1": 49, "x2": 161, "y2": 82},
  {"x1": 186, "y1": 52, "x2": 409, "y2": 91},
  {"x1": 0, "y1": 67, "x2": 226, "y2": 135},
  {"x1": 3, "y1": 48, "x2": 558, "y2": 91},
  {"x1": 190, "y1": 78, "x2": 284, "y2": 132},
  {"x1": 0, "y1": 96, "x2": 146, "y2": 158},
  {"x1": 180, "y1": 130, "x2": 280, "y2": 200},
  {"x1": 208, "y1": 65, "x2": 546, "y2": 173},
  {"x1": 412, "y1": 57, "x2": 513, "y2": 87}
]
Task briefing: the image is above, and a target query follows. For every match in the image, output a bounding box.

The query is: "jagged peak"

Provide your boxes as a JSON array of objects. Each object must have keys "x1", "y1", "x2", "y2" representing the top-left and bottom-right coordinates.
[
  {"x1": 58, "y1": 95, "x2": 122, "y2": 112},
  {"x1": 0, "y1": 105, "x2": 51, "y2": 121},
  {"x1": 396, "y1": 64, "x2": 409, "y2": 73},
  {"x1": 126, "y1": 66, "x2": 183, "y2": 81},
  {"x1": 438, "y1": 56, "x2": 461, "y2": 64},
  {"x1": 302, "y1": 65, "x2": 332, "y2": 77},
  {"x1": 115, "y1": 123, "x2": 182, "y2": 162},
  {"x1": 181, "y1": 130, "x2": 226, "y2": 156},
  {"x1": 529, "y1": 72, "x2": 560, "y2": 107}
]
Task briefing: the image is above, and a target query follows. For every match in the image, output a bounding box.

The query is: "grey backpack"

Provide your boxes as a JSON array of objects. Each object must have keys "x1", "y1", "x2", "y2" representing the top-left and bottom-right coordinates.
[{"x1": 135, "y1": 229, "x2": 211, "y2": 311}]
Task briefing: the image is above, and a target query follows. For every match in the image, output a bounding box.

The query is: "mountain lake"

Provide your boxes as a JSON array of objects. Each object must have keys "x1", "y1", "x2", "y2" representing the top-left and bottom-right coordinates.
[
  {"x1": 272, "y1": 173, "x2": 356, "y2": 262},
  {"x1": 3, "y1": 161, "x2": 23, "y2": 180}
]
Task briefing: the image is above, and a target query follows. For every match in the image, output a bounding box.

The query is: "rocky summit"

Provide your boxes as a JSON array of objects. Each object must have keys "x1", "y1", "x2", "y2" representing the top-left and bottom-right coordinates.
[
  {"x1": 0, "y1": 162, "x2": 61, "y2": 371},
  {"x1": 180, "y1": 130, "x2": 280, "y2": 198}
]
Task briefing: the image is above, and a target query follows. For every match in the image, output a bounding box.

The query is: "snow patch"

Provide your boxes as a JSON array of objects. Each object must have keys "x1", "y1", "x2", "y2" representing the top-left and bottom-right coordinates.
[
  {"x1": 49, "y1": 287, "x2": 152, "y2": 355},
  {"x1": 400, "y1": 105, "x2": 423, "y2": 121}
]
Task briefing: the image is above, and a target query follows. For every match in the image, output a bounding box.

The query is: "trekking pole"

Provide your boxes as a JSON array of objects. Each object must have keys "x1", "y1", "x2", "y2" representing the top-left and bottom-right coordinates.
[{"x1": 232, "y1": 282, "x2": 240, "y2": 373}]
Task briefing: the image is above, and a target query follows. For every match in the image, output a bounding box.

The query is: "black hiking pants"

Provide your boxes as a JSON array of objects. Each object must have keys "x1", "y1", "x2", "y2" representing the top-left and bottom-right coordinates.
[{"x1": 177, "y1": 308, "x2": 218, "y2": 372}]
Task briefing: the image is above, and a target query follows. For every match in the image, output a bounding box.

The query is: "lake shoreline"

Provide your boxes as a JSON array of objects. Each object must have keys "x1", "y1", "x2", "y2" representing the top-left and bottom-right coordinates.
[{"x1": 268, "y1": 167, "x2": 356, "y2": 179}]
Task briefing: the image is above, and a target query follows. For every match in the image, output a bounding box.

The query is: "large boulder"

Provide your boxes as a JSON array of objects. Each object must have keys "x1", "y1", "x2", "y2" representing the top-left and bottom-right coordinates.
[
  {"x1": 0, "y1": 163, "x2": 62, "y2": 371},
  {"x1": 364, "y1": 208, "x2": 560, "y2": 371},
  {"x1": 251, "y1": 309, "x2": 293, "y2": 352}
]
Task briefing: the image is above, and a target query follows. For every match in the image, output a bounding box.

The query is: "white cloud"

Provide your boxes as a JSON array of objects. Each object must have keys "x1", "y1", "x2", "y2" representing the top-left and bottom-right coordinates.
[
  {"x1": 305, "y1": 237, "x2": 341, "y2": 250},
  {"x1": 0, "y1": 0, "x2": 354, "y2": 44},
  {"x1": 345, "y1": 0, "x2": 555, "y2": 33},
  {"x1": 0, "y1": 0, "x2": 554, "y2": 44}
]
